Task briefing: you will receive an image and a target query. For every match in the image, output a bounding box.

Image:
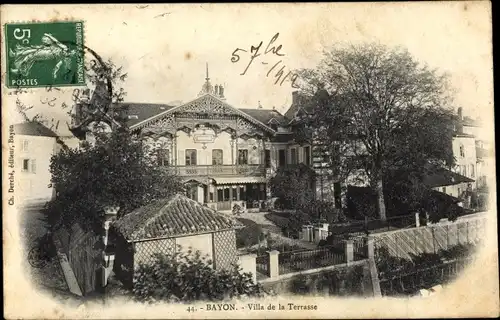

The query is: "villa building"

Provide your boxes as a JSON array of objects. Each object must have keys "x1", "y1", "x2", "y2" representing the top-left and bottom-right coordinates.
[{"x1": 74, "y1": 66, "x2": 315, "y2": 212}]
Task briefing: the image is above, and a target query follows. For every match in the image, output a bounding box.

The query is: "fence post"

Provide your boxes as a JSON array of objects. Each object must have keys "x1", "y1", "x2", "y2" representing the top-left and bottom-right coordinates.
[
  {"x1": 345, "y1": 240, "x2": 354, "y2": 264},
  {"x1": 367, "y1": 236, "x2": 375, "y2": 259},
  {"x1": 267, "y1": 250, "x2": 280, "y2": 279},
  {"x1": 238, "y1": 254, "x2": 257, "y2": 284},
  {"x1": 415, "y1": 212, "x2": 420, "y2": 228}
]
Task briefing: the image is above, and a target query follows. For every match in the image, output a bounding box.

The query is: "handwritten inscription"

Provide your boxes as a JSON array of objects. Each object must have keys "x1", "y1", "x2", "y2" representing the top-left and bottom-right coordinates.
[{"x1": 231, "y1": 33, "x2": 299, "y2": 88}]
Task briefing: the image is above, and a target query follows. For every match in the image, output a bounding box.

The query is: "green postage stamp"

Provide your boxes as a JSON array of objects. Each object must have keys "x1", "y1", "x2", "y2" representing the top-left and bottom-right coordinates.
[{"x1": 4, "y1": 21, "x2": 85, "y2": 88}]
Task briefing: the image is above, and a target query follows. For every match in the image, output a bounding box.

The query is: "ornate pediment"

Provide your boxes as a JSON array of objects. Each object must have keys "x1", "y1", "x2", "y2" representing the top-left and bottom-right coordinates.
[
  {"x1": 176, "y1": 94, "x2": 234, "y2": 115},
  {"x1": 142, "y1": 113, "x2": 176, "y2": 136},
  {"x1": 131, "y1": 94, "x2": 276, "y2": 138}
]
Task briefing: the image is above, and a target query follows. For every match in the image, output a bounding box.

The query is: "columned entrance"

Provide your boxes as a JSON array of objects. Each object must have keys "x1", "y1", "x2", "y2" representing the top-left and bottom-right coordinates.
[{"x1": 210, "y1": 183, "x2": 267, "y2": 211}]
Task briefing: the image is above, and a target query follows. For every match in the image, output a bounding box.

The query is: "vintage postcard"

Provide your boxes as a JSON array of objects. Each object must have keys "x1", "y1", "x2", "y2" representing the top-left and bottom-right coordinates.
[{"x1": 2, "y1": 2, "x2": 498, "y2": 319}]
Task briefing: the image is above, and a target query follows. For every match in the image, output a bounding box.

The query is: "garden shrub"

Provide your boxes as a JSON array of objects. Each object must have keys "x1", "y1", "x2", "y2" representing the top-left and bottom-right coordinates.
[
  {"x1": 235, "y1": 218, "x2": 265, "y2": 249},
  {"x1": 133, "y1": 249, "x2": 264, "y2": 303}
]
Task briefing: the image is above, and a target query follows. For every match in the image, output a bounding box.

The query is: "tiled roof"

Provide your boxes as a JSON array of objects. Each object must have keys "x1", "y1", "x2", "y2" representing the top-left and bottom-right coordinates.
[
  {"x1": 111, "y1": 103, "x2": 175, "y2": 127},
  {"x1": 423, "y1": 169, "x2": 474, "y2": 188},
  {"x1": 113, "y1": 194, "x2": 238, "y2": 241},
  {"x1": 271, "y1": 132, "x2": 294, "y2": 143},
  {"x1": 13, "y1": 122, "x2": 58, "y2": 137},
  {"x1": 239, "y1": 108, "x2": 289, "y2": 125}
]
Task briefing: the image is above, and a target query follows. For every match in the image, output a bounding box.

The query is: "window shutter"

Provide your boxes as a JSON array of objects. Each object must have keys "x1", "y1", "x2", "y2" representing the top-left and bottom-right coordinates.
[
  {"x1": 31, "y1": 159, "x2": 36, "y2": 173},
  {"x1": 178, "y1": 150, "x2": 185, "y2": 165}
]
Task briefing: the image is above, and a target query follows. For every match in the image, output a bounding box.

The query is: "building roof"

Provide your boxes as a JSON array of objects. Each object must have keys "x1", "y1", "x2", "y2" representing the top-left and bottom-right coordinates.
[
  {"x1": 271, "y1": 132, "x2": 295, "y2": 143},
  {"x1": 113, "y1": 194, "x2": 238, "y2": 241},
  {"x1": 284, "y1": 91, "x2": 314, "y2": 120},
  {"x1": 462, "y1": 116, "x2": 482, "y2": 127},
  {"x1": 13, "y1": 122, "x2": 58, "y2": 137},
  {"x1": 112, "y1": 103, "x2": 175, "y2": 127},
  {"x1": 423, "y1": 169, "x2": 474, "y2": 188},
  {"x1": 476, "y1": 147, "x2": 493, "y2": 159},
  {"x1": 453, "y1": 132, "x2": 476, "y2": 138},
  {"x1": 238, "y1": 108, "x2": 288, "y2": 126}
]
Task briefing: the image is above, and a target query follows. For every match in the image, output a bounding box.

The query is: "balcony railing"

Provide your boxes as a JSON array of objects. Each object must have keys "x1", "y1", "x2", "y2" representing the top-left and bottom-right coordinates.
[{"x1": 174, "y1": 164, "x2": 266, "y2": 177}]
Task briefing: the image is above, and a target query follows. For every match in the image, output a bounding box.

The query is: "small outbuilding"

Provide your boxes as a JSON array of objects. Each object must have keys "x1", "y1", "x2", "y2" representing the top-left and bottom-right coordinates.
[{"x1": 111, "y1": 194, "x2": 242, "y2": 288}]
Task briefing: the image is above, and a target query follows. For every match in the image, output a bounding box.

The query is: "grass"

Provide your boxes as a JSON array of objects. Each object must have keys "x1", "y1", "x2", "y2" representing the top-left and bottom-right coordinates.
[{"x1": 235, "y1": 218, "x2": 265, "y2": 249}]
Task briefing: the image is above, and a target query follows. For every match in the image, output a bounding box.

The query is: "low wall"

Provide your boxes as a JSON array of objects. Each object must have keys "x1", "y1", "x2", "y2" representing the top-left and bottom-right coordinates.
[
  {"x1": 259, "y1": 260, "x2": 371, "y2": 297},
  {"x1": 371, "y1": 213, "x2": 487, "y2": 260}
]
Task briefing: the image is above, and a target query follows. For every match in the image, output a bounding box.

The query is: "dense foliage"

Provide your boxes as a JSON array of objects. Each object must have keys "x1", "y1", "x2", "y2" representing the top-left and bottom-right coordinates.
[
  {"x1": 347, "y1": 185, "x2": 466, "y2": 223},
  {"x1": 288, "y1": 265, "x2": 365, "y2": 296},
  {"x1": 133, "y1": 249, "x2": 264, "y2": 303},
  {"x1": 235, "y1": 218, "x2": 265, "y2": 249},
  {"x1": 376, "y1": 243, "x2": 477, "y2": 296},
  {"x1": 45, "y1": 128, "x2": 184, "y2": 232},
  {"x1": 296, "y1": 43, "x2": 456, "y2": 221},
  {"x1": 269, "y1": 164, "x2": 316, "y2": 210},
  {"x1": 265, "y1": 211, "x2": 313, "y2": 238}
]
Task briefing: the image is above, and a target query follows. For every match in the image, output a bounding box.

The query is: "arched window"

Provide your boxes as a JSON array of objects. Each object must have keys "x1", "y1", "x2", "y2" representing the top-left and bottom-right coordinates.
[{"x1": 459, "y1": 144, "x2": 465, "y2": 157}]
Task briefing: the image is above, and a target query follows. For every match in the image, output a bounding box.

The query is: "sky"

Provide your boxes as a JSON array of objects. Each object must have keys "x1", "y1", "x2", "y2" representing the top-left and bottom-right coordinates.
[{"x1": 2, "y1": 2, "x2": 493, "y2": 136}]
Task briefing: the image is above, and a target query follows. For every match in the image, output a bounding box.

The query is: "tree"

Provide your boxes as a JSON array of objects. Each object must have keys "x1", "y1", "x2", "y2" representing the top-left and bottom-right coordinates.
[
  {"x1": 45, "y1": 127, "x2": 184, "y2": 232},
  {"x1": 268, "y1": 163, "x2": 316, "y2": 210},
  {"x1": 296, "y1": 43, "x2": 455, "y2": 221},
  {"x1": 133, "y1": 249, "x2": 263, "y2": 303}
]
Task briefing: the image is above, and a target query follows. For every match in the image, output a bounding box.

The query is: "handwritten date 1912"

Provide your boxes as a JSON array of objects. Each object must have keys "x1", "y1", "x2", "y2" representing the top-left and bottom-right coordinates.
[
  {"x1": 231, "y1": 32, "x2": 285, "y2": 75},
  {"x1": 231, "y1": 33, "x2": 299, "y2": 88}
]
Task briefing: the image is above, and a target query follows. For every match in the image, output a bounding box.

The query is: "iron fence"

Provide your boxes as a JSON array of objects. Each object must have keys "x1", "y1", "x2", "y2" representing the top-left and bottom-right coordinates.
[
  {"x1": 278, "y1": 245, "x2": 346, "y2": 275},
  {"x1": 256, "y1": 254, "x2": 269, "y2": 276},
  {"x1": 379, "y1": 257, "x2": 474, "y2": 296},
  {"x1": 352, "y1": 236, "x2": 368, "y2": 260}
]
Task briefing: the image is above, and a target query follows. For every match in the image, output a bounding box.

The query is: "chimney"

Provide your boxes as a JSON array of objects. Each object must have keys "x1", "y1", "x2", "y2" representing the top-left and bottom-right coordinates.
[
  {"x1": 457, "y1": 107, "x2": 463, "y2": 120},
  {"x1": 258, "y1": 101, "x2": 263, "y2": 109},
  {"x1": 219, "y1": 85, "x2": 224, "y2": 98},
  {"x1": 214, "y1": 84, "x2": 219, "y2": 96}
]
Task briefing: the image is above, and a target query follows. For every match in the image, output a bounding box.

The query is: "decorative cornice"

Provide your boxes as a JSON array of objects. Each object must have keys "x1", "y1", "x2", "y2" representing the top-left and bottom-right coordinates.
[{"x1": 130, "y1": 94, "x2": 276, "y2": 135}]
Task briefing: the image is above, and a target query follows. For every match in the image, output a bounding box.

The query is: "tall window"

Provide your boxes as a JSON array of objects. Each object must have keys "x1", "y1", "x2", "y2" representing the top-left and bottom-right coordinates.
[
  {"x1": 304, "y1": 146, "x2": 311, "y2": 166},
  {"x1": 264, "y1": 149, "x2": 271, "y2": 168},
  {"x1": 21, "y1": 140, "x2": 29, "y2": 152},
  {"x1": 22, "y1": 159, "x2": 36, "y2": 173},
  {"x1": 157, "y1": 148, "x2": 170, "y2": 166},
  {"x1": 238, "y1": 149, "x2": 248, "y2": 165},
  {"x1": 278, "y1": 149, "x2": 286, "y2": 167},
  {"x1": 187, "y1": 184, "x2": 198, "y2": 201},
  {"x1": 239, "y1": 186, "x2": 246, "y2": 200},
  {"x1": 470, "y1": 164, "x2": 475, "y2": 178},
  {"x1": 459, "y1": 144, "x2": 465, "y2": 157},
  {"x1": 212, "y1": 149, "x2": 223, "y2": 165},
  {"x1": 290, "y1": 148, "x2": 297, "y2": 165},
  {"x1": 185, "y1": 149, "x2": 197, "y2": 166}
]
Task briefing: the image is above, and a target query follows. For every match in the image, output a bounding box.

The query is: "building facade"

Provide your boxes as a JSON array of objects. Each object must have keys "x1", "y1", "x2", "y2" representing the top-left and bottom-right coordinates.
[
  {"x1": 13, "y1": 122, "x2": 60, "y2": 204},
  {"x1": 75, "y1": 68, "x2": 315, "y2": 212}
]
